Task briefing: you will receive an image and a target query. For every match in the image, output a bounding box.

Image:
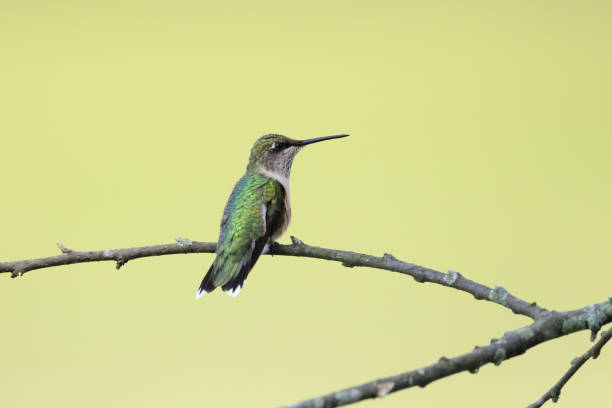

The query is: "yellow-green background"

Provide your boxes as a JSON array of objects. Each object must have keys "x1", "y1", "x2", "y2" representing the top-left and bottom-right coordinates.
[{"x1": 1, "y1": 1, "x2": 611, "y2": 407}]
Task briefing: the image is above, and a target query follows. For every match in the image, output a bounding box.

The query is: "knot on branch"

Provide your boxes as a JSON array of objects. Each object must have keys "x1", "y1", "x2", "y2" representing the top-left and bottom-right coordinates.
[
  {"x1": 413, "y1": 274, "x2": 426, "y2": 283},
  {"x1": 582, "y1": 304, "x2": 607, "y2": 341},
  {"x1": 116, "y1": 259, "x2": 128, "y2": 270},
  {"x1": 382, "y1": 253, "x2": 398, "y2": 264},
  {"x1": 493, "y1": 348, "x2": 506, "y2": 366},
  {"x1": 550, "y1": 389, "x2": 561, "y2": 402},
  {"x1": 56, "y1": 243, "x2": 73, "y2": 253},
  {"x1": 175, "y1": 237, "x2": 193, "y2": 247},
  {"x1": 516, "y1": 327, "x2": 535, "y2": 342},
  {"x1": 443, "y1": 270, "x2": 461, "y2": 286},
  {"x1": 488, "y1": 286, "x2": 510, "y2": 307},
  {"x1": 290, "y1": 236, "x2": 304, "y2": 246},
  {"x1": 375, "y1": 381, "x2": 394, "y2": 398}
]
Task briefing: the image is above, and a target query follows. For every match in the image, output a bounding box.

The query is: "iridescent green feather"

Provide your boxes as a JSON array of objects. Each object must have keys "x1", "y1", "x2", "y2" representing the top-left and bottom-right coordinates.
[{"x1": 210, "y1": 172, "x2": 283, "y2": 288}]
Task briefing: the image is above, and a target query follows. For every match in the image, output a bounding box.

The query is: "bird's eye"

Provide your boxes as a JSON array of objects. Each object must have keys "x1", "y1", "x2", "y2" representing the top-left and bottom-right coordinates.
[{"x1": 272, "y1": 142, "x2": 288, "y2": 151}]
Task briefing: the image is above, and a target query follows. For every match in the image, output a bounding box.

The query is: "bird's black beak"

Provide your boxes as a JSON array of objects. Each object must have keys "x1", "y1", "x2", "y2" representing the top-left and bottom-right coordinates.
[{"x1": 298, "y1": 134, "x2": 349, "y2": 146}]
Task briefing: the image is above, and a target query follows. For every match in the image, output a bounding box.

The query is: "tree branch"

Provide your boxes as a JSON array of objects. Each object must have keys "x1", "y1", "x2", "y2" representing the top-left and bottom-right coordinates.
[
  {"x1": 283, "y1": 301, "x2": 612, "y2": 408},
  {"x1": 527, "y1": 325, "x2": 612, "y2": 408},
  {"x1": 1, "y1": 237, "x2": 608, "y2": 406},
  {"x1": 0, "y1": 236, "x2": 545, "y2": 319},
  {"x1": 278, "y1": 237, "x2": 547, "y2": 319},
  {"x1": 0, "y1": 239, "x2": 217, "y2": 277}
]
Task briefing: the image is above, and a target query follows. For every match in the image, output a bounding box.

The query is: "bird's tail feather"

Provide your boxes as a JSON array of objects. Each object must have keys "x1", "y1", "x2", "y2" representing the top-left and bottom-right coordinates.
[
  {"x1": 196, "y1": 244, "x2": 264, "y2": 299},
  {"x1": 221, "y1": 276, "x2": 245, "y2": 298},
  {"x1": 195, "y1": 263, "x2": 218, "y2": 299},
  {"x1": 220, "y1": 248, "x2": 264, "y2": 298}
]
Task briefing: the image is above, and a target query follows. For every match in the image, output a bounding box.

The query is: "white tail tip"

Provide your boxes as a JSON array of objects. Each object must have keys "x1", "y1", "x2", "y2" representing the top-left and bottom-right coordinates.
[
  {"x1": 195, "y1": 288, "x2": 207, "y2": 300},
  {"x1": 226, "y1": 285, "x2": 242, "y2": 298}
]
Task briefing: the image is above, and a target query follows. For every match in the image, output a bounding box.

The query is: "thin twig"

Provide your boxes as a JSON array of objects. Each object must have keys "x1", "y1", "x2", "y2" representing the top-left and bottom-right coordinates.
[
  {"x1": 527, "y1": 325, "x2": 612, "y2": 408},
  {"x1": 0, "y1": 236, "x2": 546, "y2": 319},
  {"x1": 284, "y1": 301, "x2": 612, "y2": 408},
  {"x1": 0, "y1": 240, "x2": 216, "y2": 278}
]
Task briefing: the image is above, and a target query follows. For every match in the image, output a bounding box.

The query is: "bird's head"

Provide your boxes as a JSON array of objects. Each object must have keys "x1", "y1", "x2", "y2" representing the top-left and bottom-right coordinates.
[{"x1": 247, "y1": 133, "x2": 348, "y2": 179}]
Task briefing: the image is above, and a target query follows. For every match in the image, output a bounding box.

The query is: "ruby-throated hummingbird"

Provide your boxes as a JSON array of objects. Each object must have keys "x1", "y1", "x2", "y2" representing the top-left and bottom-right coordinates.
[{"x1": 196, "y1": 133, "x2": 348, "y2": 299}]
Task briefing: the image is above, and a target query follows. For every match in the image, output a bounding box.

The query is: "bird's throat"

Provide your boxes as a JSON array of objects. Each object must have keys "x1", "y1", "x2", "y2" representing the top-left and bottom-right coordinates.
[{"x1": 256, "y1": 164, "x2": 291, "y2": 195}]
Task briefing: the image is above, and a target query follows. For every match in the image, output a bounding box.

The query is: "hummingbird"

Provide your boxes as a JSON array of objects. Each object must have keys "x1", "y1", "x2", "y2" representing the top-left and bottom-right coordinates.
[{"x1": 196, "y1": 133, "x2": 348, "y2": 299}]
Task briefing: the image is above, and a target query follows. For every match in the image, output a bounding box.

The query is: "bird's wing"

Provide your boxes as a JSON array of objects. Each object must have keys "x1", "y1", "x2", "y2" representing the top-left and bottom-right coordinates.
[{"x1": 205, "y1": 175, "x2": 284, "y2": 296}]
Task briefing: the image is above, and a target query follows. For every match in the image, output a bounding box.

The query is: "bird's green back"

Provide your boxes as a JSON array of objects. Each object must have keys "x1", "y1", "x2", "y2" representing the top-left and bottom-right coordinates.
[{"x1": 211, "y1": 171, "x2": 284, "y2": 286}]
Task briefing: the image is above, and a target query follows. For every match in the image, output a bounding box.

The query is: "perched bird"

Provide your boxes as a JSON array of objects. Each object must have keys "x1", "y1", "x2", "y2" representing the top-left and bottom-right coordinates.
[{"x1": 196, "y1": 133, "x2": 348, "y2": 299}]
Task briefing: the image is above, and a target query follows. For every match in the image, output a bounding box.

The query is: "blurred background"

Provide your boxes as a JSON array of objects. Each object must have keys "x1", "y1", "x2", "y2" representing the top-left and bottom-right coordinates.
[{"x1": 1, "y1": 1, "x2": 611, "y2": 407}]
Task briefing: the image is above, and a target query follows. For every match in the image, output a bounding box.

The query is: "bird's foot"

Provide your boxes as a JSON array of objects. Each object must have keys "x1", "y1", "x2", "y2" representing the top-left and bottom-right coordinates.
[{"x1": 264, "y1": 241, "x2": 281, "y2": 256}]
